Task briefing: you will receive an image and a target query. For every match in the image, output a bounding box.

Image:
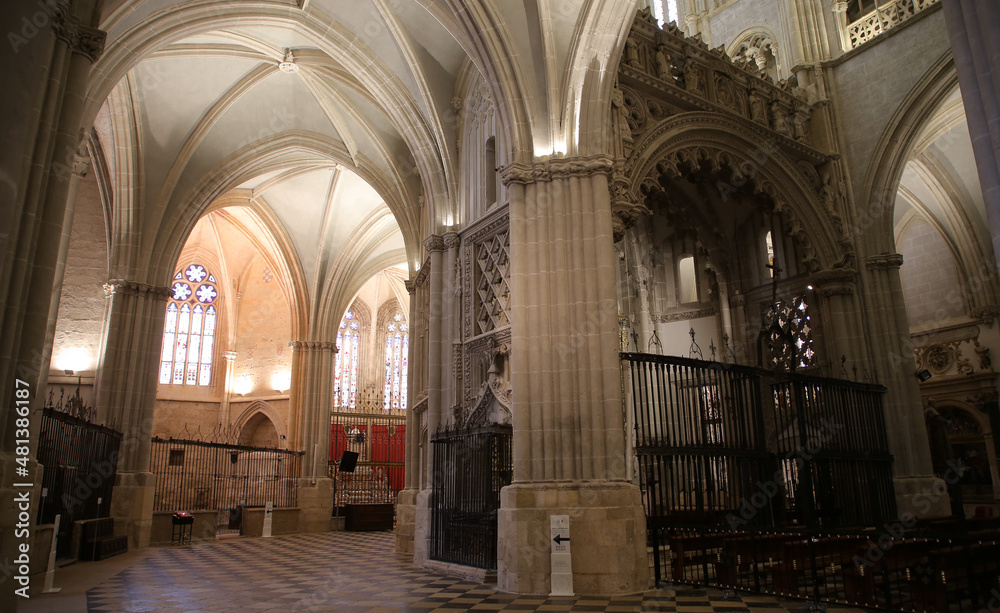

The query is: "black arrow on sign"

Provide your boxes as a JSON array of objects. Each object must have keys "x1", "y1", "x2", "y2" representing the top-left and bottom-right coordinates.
[{"x1": 553, "y1": 534, "x2": 570, "y2": 544}]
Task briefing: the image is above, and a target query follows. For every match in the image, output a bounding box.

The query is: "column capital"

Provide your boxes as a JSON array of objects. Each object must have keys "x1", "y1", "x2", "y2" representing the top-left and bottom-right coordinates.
[
  {"x1": 865, "y1": 253, "x2": 904, "y2": 270},
  {"x1": 53, "y1": 5, "x2": 107, "y2": 63},
  {"x1": 103, "y1": 279, "x2": 171, "y2": 301},
  {"x1": 404, "y1": 279, "x2": 417, "y2": 294},
  {"x1": 288, "y1": 340, "x2": 338, "y2": 353},
  {"x1": 811, "y1": 267, "x2": 857, "y2": 296},
  {"x1": 223, "y1": 350, "x2": 237, "y2": 361},
  {"x1": 499, "y1": 154, "x2": 614, "y2": 186},
  {"x1": 831, "y1": 1, "x2": 848, "y2": 13},
  {"x1": 423, "y1": 235, "x2": 446, "y2": 253},
  {"x1": 443, "y1": 232, "x2": 461, "y2": 250}
]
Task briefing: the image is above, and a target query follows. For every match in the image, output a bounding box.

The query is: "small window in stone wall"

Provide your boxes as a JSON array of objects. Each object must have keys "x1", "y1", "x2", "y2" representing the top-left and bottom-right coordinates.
[
  {"x1": 168, "y1": 449, "x2": 184, "y2": 466},
  {"x1": 678, "y1": 255, "x2": 697, "y2": 304},
  {"x1": 159, "y1": 263, "x2": 218, "y2": 386}
]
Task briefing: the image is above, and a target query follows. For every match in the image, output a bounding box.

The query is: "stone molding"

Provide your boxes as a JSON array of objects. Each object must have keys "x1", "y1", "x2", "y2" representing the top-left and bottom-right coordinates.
[
  {"x1": 652, "y1": 307, "x2": 716, "y2": 322},
  {"x1": 103, "y1": 279, "x2": 171, "y2": 301},
  {"x1": 499, "y1": 154, "x2": 614, "y2": 186},
  {"x1": 288, "y1": 340, "x2": 338, "y2": 353},
  {"x1": 865, "y1": 253, "x2": 904, "y2": 270},
  {"x1": 54, "y1": 5, "x2": 107, "y2": 63},
  {"x1": 423, "y1": 235, "x2": 446, "y2": 253},
  {"x1": 443, "y1": 232, "x2": 460, "y2": 250},
  {"x1": 812, "y1": 267, "x2": 857, "y2": 296},
  {"x1": 971, "y1": 305, "x2": 1000, "y2": 325}
]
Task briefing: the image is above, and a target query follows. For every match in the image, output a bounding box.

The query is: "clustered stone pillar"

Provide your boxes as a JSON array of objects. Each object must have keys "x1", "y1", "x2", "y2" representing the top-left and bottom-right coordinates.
[
  {"x1": 942, "y1": 0, "x2": 1000, "y2": 274},
  {"x1": 497, "y1": 155, "x2": 649, "y2": 594},
  {"x1": 94, "y1": 280, "x2": 171, "y2": 549},
  {"x1": 413, "y1": 236, "x2": 446, "y2": 565},
  {"x1": 811, "y1": 268, "x2": 865, "y2": 370},
  {"x1": 862, "y1": 254, "x2": 948, "y2": 518},
  {"x1": 288, "y1": 340, "x2": 336, "y2": 532},
  {"x1": 396, "y1": 278, "x2": 420, "y2": 554},
  {"x1": 0, "y1": 3, "x2": 105, "y2": 607}
]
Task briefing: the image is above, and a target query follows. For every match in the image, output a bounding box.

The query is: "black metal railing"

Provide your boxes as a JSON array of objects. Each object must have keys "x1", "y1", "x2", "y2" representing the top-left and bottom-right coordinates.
[
  {"x1": 329, "y1": 405, "x2": 406, "y2": 512},
  {"x1": 36, "y1": 407, "x2": 122, "y2": 559},
  {"x1": 651, "y1": 524, "x2": 1000, "y2": 612},
  {"x1": 150, "y1": 437, "x2": 303, "y2": 531},
  {"x1": 622, "y1": 352, "x2": 895, "y2": 530},
  {"x1": 430, "y1": 424, "x2": 513, "y2": 570}
]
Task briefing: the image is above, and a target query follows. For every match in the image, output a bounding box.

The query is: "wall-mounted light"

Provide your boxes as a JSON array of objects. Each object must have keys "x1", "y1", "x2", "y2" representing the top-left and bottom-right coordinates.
[
  {"x1": 233, "y1": 374, "x2": 254, "y2": 396},
  {"x1": 915, "y1": 369, "x2": 932, "y2": 382},
  {"x1": 272, "y1": 371, "x2": 291, "y2": 394},
  {"x1": 55, "y1": 347, "x2": 92, "y2": 373}
]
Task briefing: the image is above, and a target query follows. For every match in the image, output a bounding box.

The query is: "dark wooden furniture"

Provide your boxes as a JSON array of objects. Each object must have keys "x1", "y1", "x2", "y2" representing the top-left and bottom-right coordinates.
[{"x1": 344, "y1": 503, "x2": 394, "y2": 531}]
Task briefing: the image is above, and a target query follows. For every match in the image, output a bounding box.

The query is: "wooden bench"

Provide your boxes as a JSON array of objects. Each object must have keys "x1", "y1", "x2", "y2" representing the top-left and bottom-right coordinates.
[{"x1": 78, "y1": 518, "x2": 127, "y2": 561}]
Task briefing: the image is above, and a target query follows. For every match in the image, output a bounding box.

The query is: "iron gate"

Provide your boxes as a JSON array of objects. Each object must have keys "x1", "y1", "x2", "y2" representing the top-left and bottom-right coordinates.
[
  {"x1": 36, "y1": 406, "x2": 122, "y2": 559},
  {"x1": 430, "y1": 424, "x2": 512, "y2": 570},
  {"x1": 623, "y1": 352, "x2": 895, "y2": 530}
]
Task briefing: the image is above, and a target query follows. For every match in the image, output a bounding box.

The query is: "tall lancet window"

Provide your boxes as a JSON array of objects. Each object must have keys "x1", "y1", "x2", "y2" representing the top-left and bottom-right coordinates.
[
  {"x1": 159, "y1": 264, "x2": 218, "y2": 385},
  {"x1": 383, "y1": 313, "x2": 409, "y2": 411},
  {"x1": 334, "y1": 311, "x2": 360, "y2": 409}
]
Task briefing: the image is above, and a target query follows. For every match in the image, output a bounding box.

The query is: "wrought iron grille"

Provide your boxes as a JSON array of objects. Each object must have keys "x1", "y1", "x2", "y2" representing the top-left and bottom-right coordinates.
[
  {"x1": 430, "y1": 424, "x2": 513, "y2": 570},
  {"x1": 622, "y1": 352, "x2": 895, "y2": 530},
  {"x1": 329, "y1": 406, "x2": 406, "y2": 510},
  {"x1": 149, "y1": 437, "x2": 302, "y2": 520},
  {"x1": 36, "y1": 406, "x2": 122, "y2": 559}
]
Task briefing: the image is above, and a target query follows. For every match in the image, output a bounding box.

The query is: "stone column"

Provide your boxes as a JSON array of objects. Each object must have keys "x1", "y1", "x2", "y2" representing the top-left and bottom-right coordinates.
[
  {"x1": 219, "y1": 350, "x2": 237, "y2": 424},
  {"x1": 863, "y1": 254, "x2": 948, "y2": 518},
  {"x1": 443, "y1": 232, "x2": 461, "y2": 419},
  {"x1": 497, "y1": 156, "x2": 648, "y2": 595},
  {"x1": 0, "y1": 3, "x2": 104, "y2": 608},
  {"x1": 943, "y1": 0, "x2": 1000, "y2": 273},
  {"x1": 811, "y1": 268, "x2": 865, "y2": 371},
  {"x1": 831, "y1": 1, "x2": 851, "y2": 53},
  {"x1": 396, "y1": 278, "x2": 419, "y2": 554},
  {"x1": 728, "y1": 292, "x2": 749, "y2": 364},
  {"x1": 413, "y1": 236, "x2": 445, "y2": 565},
  {"x1": 94, "y1": 279, "x2": 171, "y2": 549},
  {"x1": 288, "y1": 340, "x2": 336, "y2": 532}
]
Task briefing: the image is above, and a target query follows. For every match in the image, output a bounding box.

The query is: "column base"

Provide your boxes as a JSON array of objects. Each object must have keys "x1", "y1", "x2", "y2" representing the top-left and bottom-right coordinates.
[
  {"x1": 297, "y1": 477, "x2": 333, "y2": 533},
  {"x1": 497, "y1": 481, "x2": 649, "y2": 595},
  {"x1": 111, "y1": 471, "x2": 155, "y2": 550},
  {"x1": 395, "y1": 488, "x2": 418, "y2": 554},
  {"x1": 413, "y1": 488, "x2": 433, "y2": 565},
  {"x1": 894, "y1": 475, "x2": 951, "y2": 519}
]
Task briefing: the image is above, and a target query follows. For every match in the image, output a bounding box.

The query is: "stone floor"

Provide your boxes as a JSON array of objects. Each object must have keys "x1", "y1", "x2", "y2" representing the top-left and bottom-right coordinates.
[{"x1": 24, "y1": 531, "x2": 862, "y2": 612}]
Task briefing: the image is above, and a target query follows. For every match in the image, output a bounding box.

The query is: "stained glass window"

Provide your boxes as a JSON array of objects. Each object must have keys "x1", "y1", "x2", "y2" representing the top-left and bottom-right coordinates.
[
  {"x1": 159, "y1": 264, "x2": 219, "y2": 385},
  {"x1": 383, "y1": 313, "x2": 409, "y2": 411},
  {"x1": 334, "y1": 311, "x2": 360, "y2": 409}
]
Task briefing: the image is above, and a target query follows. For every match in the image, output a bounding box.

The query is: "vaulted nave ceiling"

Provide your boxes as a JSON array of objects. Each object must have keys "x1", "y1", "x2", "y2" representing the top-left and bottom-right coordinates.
[{"x1": 85, "y1": 0, "x2": 636, "y2": 318}]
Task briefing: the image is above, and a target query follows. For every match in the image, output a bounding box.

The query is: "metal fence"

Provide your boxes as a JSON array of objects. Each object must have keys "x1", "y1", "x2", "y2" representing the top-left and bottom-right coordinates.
[
  {"x1": 653, "y1": 523, "x2": 1000, "y2": 612},
  {"x1": 36, "y1": 406, "x2": 122, "y2": 559},
  {"x1": 430, "y1": 424, "x2": 513, "y2": 570},
  {"x1": 328, "y1": 398, "x2": 407, "y2": 511},
  {"x1": 623, "y1": 352, "x2": 895, "y2": 531},
  {"x1": 150, "y1": 437, "x2": 302, "y2": 532}
]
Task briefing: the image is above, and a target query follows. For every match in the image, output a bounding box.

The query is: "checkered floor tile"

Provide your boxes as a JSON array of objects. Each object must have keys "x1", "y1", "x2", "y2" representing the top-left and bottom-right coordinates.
[{"x1": 83, "y1": 532, "x2": 861, "y2": 612}]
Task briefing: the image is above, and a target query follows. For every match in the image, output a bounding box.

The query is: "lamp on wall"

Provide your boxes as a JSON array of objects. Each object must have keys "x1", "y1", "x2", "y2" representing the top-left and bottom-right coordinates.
[
  {"x1": 916, "y1": 369, "x2": 933, "y2": 382},
  {"x1": 272, "y1": 371, "x2": 291, "y2": 394},
  {"x1": 233, "y1": 374, "x2": 254, "y2": 396}
]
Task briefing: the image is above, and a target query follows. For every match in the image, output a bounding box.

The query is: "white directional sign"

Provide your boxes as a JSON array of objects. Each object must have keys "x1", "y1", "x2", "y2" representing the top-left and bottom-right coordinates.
[
  {"x1": 549, "y1": 515, "x2": 573, "y2": 596},
  {"x1": 263, "y1": 501, "x2": 274, "y2": 538}
]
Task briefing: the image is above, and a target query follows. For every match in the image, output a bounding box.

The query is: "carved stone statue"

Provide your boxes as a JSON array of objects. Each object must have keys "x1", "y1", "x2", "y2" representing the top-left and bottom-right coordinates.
[
  {"x1": 683, "y1": 58, "x2": 704, "y2": 94},
  {"x1": 654, "y1": 44, "x2": 671, "y2": 80},
  {"x1": 749, "y1": 91, "x2": 767, "y2": 124},
  {"x1": 793, "y1": 102, "x2": 812, "y2": 143},
  {"x1": 625, "y1": 37, "x2": 639, "y2": 67},
  {"x1": 770, "y1": 102, "x2": 790, "y2": 136}
]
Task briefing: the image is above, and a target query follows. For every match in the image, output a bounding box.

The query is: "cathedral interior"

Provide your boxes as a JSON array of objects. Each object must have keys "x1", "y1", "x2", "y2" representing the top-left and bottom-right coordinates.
[{"x1": 3, "y1": 0, "x2": 1000, "y2": 610}]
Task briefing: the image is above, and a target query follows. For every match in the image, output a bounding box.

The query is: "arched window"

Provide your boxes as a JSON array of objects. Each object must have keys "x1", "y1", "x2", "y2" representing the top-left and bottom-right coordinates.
[
  {"x1": 651, "y1": 0, "x2": 678, "y2": 26},
  {"x1": 485, "y1": 136, "x2": 497, "y2": 206},
  {"x1": 334, "y1": 311, "x2": 360, "y2": 409},
  {"x1": 159, "y1": 263, "x2": 218, "y2": 386},
  {"x1": 765, "y1": 231, "x2": 775, "y2": 277},
  {"x1": 678, "y1": 255, "x2": 697, "y2": 304},
  {"x1": 383, "y1": 313, "x2": 409, "y2": 411}
]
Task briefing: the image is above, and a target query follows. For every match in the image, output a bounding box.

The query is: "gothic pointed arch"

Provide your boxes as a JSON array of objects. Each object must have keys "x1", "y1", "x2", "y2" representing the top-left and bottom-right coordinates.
[
  {"x1": 235, "y1": 400, "x2": 288, "y2": 449},
  {"x1": 862, "y1": 51, "x2": 957, "y2": 255},
  {"x1": 626, "y1": 112, "x2": 848, "y2": 272}
]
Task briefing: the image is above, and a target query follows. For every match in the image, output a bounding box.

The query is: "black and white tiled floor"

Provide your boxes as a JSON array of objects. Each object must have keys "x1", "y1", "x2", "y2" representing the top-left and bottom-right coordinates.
[{"x1": 70, "y1": 532, "x2": 859, "y2": 612}]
